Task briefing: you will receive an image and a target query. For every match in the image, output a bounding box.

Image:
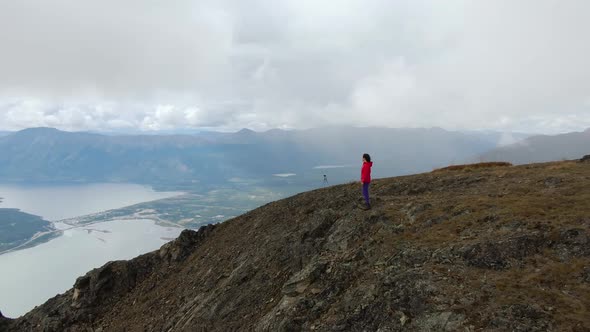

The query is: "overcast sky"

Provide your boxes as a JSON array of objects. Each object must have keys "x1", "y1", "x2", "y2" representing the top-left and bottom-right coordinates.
[{"x1": 0, "y1": 0, "x2": 589, "y2": 133}]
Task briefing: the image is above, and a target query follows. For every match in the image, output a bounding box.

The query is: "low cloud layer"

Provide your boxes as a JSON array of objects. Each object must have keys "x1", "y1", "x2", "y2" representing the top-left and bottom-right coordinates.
[{"x1": 1, "y1": 0, "x2": 589, "y2": 133}]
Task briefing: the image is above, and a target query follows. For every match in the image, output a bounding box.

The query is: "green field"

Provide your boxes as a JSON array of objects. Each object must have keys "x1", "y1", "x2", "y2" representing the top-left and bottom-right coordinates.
[{"x1": 60, "y1": 184, "x2": 309, "y2": 229}]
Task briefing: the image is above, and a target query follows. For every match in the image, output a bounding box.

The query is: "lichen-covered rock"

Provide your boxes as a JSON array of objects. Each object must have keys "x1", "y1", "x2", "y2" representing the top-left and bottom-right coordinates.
[{"x1": 460, "y1": 233, "x2": 547, "y2": 269}]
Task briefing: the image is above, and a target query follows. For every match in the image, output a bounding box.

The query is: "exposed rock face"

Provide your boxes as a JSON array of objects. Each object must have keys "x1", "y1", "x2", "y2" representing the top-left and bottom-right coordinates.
[
  {"x1": 7, "y1": 225, "x2": 215, "y2": 331},
  {"x1": 4, "y1": 161, "x2": 590, "y2": 331},
  {"x1": 581, "y1": 154, "x2": 590, "y2": 162}
]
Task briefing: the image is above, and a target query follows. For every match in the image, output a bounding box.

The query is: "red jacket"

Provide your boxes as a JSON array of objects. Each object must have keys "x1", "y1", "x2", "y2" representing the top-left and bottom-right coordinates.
[{"x1": 361, "y1": 161, "x2": 373, "y2": 183}]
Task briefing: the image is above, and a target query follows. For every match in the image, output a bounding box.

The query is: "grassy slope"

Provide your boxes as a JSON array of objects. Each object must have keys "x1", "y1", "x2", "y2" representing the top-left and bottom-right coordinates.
[{"x1": 377, "y1": 160, "x2": 590, "y2": 329}]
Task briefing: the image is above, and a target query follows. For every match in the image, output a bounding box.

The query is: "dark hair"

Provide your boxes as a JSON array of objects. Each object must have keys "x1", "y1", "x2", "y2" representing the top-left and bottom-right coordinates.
[{"x1": 363, "y1": 153, "x2": 371, "y2": 162}]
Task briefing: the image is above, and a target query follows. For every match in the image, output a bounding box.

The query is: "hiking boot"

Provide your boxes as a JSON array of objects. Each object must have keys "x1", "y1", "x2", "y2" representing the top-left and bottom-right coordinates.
[{"x1": 360, "y1": 203, "x2": 371, "y2": 210}]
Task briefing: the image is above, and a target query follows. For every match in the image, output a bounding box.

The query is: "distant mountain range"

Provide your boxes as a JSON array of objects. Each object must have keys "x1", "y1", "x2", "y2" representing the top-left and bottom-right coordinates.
[
  {"x1": 480, "y1": 129, "x2": 590, "y2": 164},
  {"x1": 2, "y1": 126, "x2": 586, "y2": 187},
  {"x1": 461, "y1": 130, "x2": 532, "y2": 147},
  {"x1": 0, "y1": 127, "x2": 509, "y2": 187}
]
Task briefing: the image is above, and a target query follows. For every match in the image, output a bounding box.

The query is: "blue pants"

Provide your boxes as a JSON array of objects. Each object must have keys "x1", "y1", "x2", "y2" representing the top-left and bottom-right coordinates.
[{"x1": 362, "y1": 182, "x2": 370, "y2": 206}]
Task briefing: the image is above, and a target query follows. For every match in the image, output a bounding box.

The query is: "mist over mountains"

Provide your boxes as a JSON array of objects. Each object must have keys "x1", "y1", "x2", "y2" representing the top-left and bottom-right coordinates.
[
  {"x1": 481, "y1": 129, "x2": 590, "y2": 164},
  {"x1": 0, "y1": 127, "x2": 586, "y2": 188},
  {"x1": 0, "y1": 127, "x2": 506, "y2": 187}
]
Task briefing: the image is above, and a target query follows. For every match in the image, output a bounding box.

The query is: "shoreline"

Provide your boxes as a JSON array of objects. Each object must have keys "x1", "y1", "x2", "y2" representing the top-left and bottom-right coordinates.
[{"x1": 0, "y1": 186, "x2": 186, "y2": 255}]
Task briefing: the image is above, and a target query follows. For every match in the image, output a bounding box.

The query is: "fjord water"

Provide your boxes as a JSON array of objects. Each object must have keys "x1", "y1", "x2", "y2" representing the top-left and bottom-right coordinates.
[
  {"x1": 0, "y1": 183, "x2": 183, "y2": 318},
  {"x1": 0, "y1": 183, "x2": 180, "y2": 221},
  {"x1": 0, "y1": 219, "x2": 182, "y2": 318}
]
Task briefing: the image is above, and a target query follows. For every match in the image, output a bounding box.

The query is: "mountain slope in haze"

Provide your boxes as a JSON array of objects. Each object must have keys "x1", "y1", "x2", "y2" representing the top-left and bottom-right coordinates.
[
  {"x1": 0, "y1": 127, "x2": 224, "y2": 185},
  {"x1": 461, "y1": 130, "x2": 532, "y2": 148},
  {"x1": 0, "y1": 127, "x2": 500, "y2": 186},
  {"x1": 481, "y1": 129, "x2": 590, "y2": 164},
  {"x1": 0, "y1": 208, "x2": 53, "y2": 252},
  {"x1": 5, "y1": 159, "x2": 590, "y2": 331}
]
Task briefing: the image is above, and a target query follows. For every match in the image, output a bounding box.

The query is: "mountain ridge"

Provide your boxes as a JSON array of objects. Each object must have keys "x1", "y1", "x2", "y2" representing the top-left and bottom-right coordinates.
[
  {"x1": 481, "y1": 129, "x2": 590, "y2": 164},
  {"x1": 4, "y1": 159, "x2": 590, "y2": 331},
  {"x1": 0, "y1": 126, "x2": 500, "y2": 186}
]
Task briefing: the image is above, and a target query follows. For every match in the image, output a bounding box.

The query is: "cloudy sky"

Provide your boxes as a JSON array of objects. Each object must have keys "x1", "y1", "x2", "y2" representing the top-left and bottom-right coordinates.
[{"x1": 0, "y1": 0, "x2": 589, "y2": 133}]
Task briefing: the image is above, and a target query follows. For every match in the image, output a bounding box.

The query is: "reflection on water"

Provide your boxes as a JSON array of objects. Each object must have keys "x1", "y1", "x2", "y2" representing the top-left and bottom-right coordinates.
[{"x1": 0, "y1": 219, "x2": 182, "y2": 318}]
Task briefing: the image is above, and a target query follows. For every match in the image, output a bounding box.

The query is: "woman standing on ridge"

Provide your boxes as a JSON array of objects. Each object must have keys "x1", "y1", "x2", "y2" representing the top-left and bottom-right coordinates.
[{"x1": 361, "y1": 153, "x2": 373, "y2": 210}]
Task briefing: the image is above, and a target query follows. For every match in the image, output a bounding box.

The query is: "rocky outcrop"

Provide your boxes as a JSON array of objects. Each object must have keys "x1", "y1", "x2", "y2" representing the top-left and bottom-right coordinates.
[
  {"x1": 0, "y1": 311, "x2": 10, "y2": 330},
  {"x1": 580, "y1": 154, "x2": 590, "y2": 162},
  {"x1": 6, "y1": 160, "x2": 590, "y2": 331},
  {"x1": 8, "y1": 225, "x2": 215, "y2": 331},
  {"x1": 460, "y1": 233, "x2": 547, "y2": 269}
]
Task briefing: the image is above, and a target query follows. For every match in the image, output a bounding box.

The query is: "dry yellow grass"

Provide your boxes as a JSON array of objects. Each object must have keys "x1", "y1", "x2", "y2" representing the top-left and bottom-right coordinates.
[
  {"x1": 372, "y1": 160, "x2": 590, "y2": 330},
  {"x1": 432, "y1": 162, "x2": 513, "y2": 173}
]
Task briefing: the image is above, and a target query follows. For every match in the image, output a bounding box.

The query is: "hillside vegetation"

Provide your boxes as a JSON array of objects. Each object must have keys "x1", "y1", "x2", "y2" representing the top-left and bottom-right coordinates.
[
  {"x1": 0, "y1": 208, "x2": 53, "y2": 252},
  {"x1": 4, "y1": 159, "x2": 590, "y2": 331}
]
